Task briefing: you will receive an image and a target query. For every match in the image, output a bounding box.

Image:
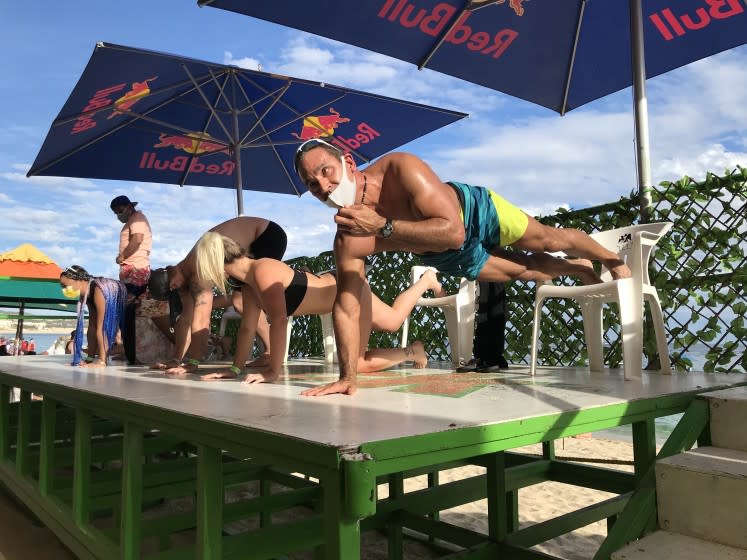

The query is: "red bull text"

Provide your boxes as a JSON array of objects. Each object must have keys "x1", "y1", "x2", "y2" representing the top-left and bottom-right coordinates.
[
  {"x1": 140, "y1": 132, "x2": 233, "y2": 175},
  {"x1": 71, "y1": 83, "x2": 127, "y2": 135},
  {"x1": 649, "y1": 0, "x2": 744, "y2": 40},
  {"x1": 377, "y1": 1, "x2": 519, "y2": 60},
  {"x1": 138, "y1": 153, "x2": 234, "y2": 175}
]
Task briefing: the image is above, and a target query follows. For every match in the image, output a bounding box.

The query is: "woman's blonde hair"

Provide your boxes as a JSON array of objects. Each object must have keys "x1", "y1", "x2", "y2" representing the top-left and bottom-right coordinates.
[{"x1": 195, "y1": 232, "x2": 245, "y2": 293}]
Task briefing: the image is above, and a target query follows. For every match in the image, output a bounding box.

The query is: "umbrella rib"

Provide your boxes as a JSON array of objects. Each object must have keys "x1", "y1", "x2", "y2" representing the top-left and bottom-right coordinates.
[
  {"x1": 418, "y1": 1, "x2": 472, "y2": 70},
  {"x1": 233, "y1": 75, "x2": 303, "y2": 196},
  {"x1": 176, "y1": 73, "x2": 232, "y2": 188},
  {"x1": 28, "y1": 87, "x2": 228, "y2": 177},
  {"x1": 182, "y1": 64, "x2": 234, "y2": 141},
  {"x1": 560, "y1": 0, "x2": 587, "y2": 116},
  {"x1": 237, "y1": 80, "x2": 293, "y2": 145}
]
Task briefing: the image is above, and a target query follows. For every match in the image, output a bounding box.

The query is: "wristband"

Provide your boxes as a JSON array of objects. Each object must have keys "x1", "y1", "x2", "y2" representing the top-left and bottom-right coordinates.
[
  {"x1": 84, "y1": 356, "x2": 95, "y2": 363},
  {"x1": 187, "y1": 358, "x2": 200, "y2": 366},
  {"x1": 229, "y1": 365, "x2": 243, "y2": 376}
]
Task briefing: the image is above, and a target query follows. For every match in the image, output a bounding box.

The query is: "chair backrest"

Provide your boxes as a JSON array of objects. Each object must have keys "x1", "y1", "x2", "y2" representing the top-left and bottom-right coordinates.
[
  {"x1": 590, "y1": 222, "x2": 673, "y2": 284},
  {"x1": 410, "y1": 266, "x2": 476, "y2": 307}
]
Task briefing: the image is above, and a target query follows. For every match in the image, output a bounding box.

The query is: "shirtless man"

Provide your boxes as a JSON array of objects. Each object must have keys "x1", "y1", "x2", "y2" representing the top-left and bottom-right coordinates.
[
  {"x1": 293, "y1": 139, "x2": 631, "y2": 397},
  {"x1": 150, "y1": 216, "x2": 287, "y2": 376}
]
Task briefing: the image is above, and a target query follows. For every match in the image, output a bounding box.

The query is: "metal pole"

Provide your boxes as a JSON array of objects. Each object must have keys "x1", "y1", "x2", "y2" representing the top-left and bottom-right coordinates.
[
  {"x1": 630, "y1": 0, "x2": 652, "y2": 223},
  {"x1": 231, "y1": 72, "x2": 244, "y2": 216}
]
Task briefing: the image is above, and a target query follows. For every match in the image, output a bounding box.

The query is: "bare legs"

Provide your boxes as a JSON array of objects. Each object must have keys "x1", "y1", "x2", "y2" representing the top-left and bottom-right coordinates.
[
  {"x1": 371, "y1": 268, "x2": 445, "y2": 332},
  {"x1": 512, "y1": 217, "x2": 631, "y2": 281}
]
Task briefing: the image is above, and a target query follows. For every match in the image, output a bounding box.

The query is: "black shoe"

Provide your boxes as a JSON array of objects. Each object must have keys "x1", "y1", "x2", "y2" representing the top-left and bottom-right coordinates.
[
  {"x1": 455, "y1": 358, "x2": 477, "y2": 373},
  {"x1": 474, "y1": 357, "x2": 509, "y2": 372}
]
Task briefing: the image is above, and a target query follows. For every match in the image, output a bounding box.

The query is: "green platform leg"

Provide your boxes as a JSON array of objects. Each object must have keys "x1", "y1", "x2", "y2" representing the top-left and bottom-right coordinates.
[
  {"x1": 542, "y1": 440, "x2": 556, "y2": 461},
  {"x1": 120, "y1": 423, "x2": 143, "y2": 560},
  {"x1": 387, "y1": 473, "x2": 404, "y2": 560},
  {"x1": 632, "y1": 419, "x2": 657, "y2": 535},
  {"x1": 73, "y1": 408, "x2": 92, "y2": 527},
  {"x1": 324, "y1": 470, "x2": 361, "y2": 560},
  {"x1": 196, "y1": 445, "x2": 223, "y2": 560},
  {"x1": 39, "y1": 397, "x2": 58, "y2": 497},
  {"x1": 15, "y1": 390, "x2": 32, "y2": 477},
  {"x1": 0, "y1": 385, "x2": 9, "y2": 460},
  {"x1": 260, "y1": 477, "x2": 272, "y2": 528},
  {"x1": 427, "y1": 470, "x2": 440, "y2": 543},
  {"x1": 487, "y1": 451, "x2": 509, "y2": 541}
]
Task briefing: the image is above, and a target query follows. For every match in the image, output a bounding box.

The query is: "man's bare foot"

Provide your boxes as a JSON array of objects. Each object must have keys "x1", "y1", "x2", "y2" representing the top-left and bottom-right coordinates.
[
  {"x1": 151, "y1": 359, "x2": 180, "y2": 370},
  {"x1": 569, "y1": 259, "x2": 602, "y2": 285},
  {"x1": 606, "y1": 259, "x2": 632, "y2": 280},
  {"x1": 421, "y1": 268, "x2": 447, "y2": 298},
  {"x1": 407, "y1": 341, "x2": 428, "y2": 368},
  {"x1": 246, "y1": 354, "x2": 270, "y2": 368}
]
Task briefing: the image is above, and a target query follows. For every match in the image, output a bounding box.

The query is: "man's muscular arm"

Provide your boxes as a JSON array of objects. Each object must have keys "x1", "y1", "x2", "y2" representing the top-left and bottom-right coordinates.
[{"x1": 302, "y1": 234, "x2": 365, "y2": 397}]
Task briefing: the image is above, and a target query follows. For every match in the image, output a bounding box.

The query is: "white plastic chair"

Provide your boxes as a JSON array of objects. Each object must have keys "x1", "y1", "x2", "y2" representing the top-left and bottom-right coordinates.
[
  {"x1": 400, "y1": 265, "x2": 477, "y2": 367},
  {"x1": 219, "y1": 307, "x2": 336, "y2": 364},
  {"x1": 529, "y1": 222, "x2": 673, "y2": 380}
]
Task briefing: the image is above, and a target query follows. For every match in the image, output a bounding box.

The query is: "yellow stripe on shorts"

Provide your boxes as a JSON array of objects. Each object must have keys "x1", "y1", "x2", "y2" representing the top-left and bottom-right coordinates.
[{"x1": 489, "y1": 190, "x2": 528, "y2": 246}]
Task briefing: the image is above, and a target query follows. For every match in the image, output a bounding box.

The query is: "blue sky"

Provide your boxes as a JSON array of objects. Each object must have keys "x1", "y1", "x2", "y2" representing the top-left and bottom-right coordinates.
[{"x1": 1, "y1": 1, "x2": 746, "y2": 283}]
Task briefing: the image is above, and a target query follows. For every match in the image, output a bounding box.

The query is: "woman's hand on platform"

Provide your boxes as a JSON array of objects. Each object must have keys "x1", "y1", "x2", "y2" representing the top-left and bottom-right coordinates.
[
  {"x1": 301, "y1": 379, "x2": 357, "y2": 397},
  {"x1": 200, "y1": 368, "x2": 241, "y2": 381},
  {"x1": 242, "y1": 367, "x2": 280, "y2": 385},
  {"x1": 151, "y1": 358, "x2": 180, "y2": 370},
  {"x1": 164, "y1": 362, "x2": 197, "y2": 378}
]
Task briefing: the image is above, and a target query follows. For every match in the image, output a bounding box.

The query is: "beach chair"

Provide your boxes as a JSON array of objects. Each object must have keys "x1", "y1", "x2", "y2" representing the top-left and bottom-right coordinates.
[
  {"x1": 529, "y1": 222, "x2": 673, "y2": 380},
  {"x1": 400, "y1": 265, "x2": 477, "y2": 367}
]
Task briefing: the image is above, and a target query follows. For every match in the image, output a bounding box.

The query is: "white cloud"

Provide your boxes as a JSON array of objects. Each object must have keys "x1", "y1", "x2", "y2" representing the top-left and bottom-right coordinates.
[{"x1": 223, "y1": 51, "x2": 262, "y2": 71}]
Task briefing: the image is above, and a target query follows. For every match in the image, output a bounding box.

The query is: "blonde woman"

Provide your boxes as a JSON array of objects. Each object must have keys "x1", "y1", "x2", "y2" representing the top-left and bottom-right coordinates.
[{"x1": 190, "y1": 232, "x2": 444, "y2": 384}]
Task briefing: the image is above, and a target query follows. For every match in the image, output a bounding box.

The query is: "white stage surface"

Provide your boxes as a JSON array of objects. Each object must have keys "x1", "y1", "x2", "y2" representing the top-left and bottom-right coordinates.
[{"x1": 2, "y1": 355, "x2": 745, "y2": 449}]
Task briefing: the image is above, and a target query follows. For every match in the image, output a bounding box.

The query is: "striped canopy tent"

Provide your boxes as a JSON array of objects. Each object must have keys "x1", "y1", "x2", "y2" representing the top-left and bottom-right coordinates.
[{"x1": 0, "y1": 244, "x2": 78, "y2": 346}]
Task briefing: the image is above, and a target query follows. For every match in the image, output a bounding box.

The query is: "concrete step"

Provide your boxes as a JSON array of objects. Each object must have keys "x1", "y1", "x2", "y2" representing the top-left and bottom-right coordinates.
[
  {"x1": 656, "y1": 446, "x2": 747, "y2": 549},
  {"x1": 612, "y1": 531, "x2": 747, "y2": 560},
  {"x1": 706, "y1": 387, "x2": 747, "y2": 452}
]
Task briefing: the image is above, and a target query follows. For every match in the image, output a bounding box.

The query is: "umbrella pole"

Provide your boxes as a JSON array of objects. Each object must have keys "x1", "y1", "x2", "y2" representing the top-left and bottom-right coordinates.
[
  {"x1": 232, "y1": 107, "x2": 244, "y2": 217},
  {"x1": 15, "y1": 302, "x2": 25, "y2": 355},
  {"x1": 630, "y1": 0, "x2": 653, "y2": 223}
]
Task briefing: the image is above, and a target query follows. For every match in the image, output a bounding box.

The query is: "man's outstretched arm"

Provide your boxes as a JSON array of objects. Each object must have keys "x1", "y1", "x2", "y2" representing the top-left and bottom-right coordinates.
[{"x1": 302, "y1": 234, "x2": 366, "y2": 397}]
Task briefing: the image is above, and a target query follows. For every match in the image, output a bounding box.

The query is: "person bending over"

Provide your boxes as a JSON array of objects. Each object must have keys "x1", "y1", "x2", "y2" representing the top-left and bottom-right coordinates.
[
  {"x1": 149, "y1": 216, "x2": 287, "y2": 376},
  {"x1": 293, "y1": 139, "x2": 631, "y2": 396},
  {"x1": 60, "y1": 265, "x2": 127, "y2": 367},
  {"x1": 184, "y1": 232, "x2": 443, "y2": 384}
]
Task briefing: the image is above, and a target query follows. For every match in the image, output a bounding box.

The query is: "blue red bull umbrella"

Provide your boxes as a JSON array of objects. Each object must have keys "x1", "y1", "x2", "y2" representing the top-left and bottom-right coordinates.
[
  {"x1": 28, "y1": 42, "x2": 467, "y2": 214},
  {"x1": 197, "y1": 0, "x2": 747, "y2": 214}
]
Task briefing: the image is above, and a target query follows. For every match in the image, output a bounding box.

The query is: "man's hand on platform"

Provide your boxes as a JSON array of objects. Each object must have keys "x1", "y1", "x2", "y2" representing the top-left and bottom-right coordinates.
[
  {"x1": 151, "y1": 358, "x2": 180, "y2": 370},
  {"x1": 301, "y1": 379, "x2": 357, "y2": 397},
  {"x1": 164, "y1": 363, "x2": 197, "y2": 378}
]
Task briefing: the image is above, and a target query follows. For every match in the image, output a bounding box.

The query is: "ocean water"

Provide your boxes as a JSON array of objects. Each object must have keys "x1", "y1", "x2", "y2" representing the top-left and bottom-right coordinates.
[{"x1": 0, "y1": 332, "x2": 68, "y2": 355}]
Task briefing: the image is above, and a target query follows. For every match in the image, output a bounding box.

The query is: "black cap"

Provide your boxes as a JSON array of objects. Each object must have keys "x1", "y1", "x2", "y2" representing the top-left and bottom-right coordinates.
[{"x1": 110, "y1": 195, "x2": 137, "y2": 210}]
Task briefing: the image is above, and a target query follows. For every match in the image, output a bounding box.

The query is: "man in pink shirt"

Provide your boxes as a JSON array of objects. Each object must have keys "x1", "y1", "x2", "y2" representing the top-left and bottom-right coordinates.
[{"x1": 110, "y1": 195, "x2": 152, "y2": 298}]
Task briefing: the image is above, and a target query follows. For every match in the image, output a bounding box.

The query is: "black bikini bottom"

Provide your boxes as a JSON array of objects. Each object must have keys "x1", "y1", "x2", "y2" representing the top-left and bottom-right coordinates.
[{"x1": 284, "y1": 270, "x2": 307, "y2": 316}]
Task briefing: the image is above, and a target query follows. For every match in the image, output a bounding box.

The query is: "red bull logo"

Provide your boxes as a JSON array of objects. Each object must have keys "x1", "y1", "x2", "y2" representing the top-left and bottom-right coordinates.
[
  {"x1": 108, "y1": 77, "x2": 157, "y2": 119},
  {"x1": 377, "y1": 1, "x2": 519, "y2": 60},
  {"x1": 71, "y1": 83, "x2": 128, "y2": 135},
  {"x1": 139, "y1": 131, "x2": 234, "y2": 176},
  {"x1": 153, "y1": 132, "x2": 230, "y2": 155},
  {"x1": 649, "y1": 0, "x2": 744, "y2": 41},
  {"x1": 477, "y1": 0, "x2": 527, "y2": 17},
  {"x1": 292, "y1": 108, "x2": 351, "y2": 140}
]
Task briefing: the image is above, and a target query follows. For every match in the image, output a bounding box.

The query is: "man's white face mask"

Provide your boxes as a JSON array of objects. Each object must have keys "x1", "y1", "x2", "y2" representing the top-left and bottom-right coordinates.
[{"x1": 322, "y1": 157, "x2": 357, "y2": 209}]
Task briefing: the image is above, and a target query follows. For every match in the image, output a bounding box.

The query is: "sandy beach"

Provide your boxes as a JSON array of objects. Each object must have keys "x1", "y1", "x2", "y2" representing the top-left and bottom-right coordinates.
[{"x1": 0, "y1": 436, "x2": 635, "y2": 560}]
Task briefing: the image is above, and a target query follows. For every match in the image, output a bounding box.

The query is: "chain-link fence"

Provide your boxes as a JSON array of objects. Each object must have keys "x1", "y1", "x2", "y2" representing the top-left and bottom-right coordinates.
[{"x1": 216, "y1": 166, "x2": 746, "y2": 373}]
